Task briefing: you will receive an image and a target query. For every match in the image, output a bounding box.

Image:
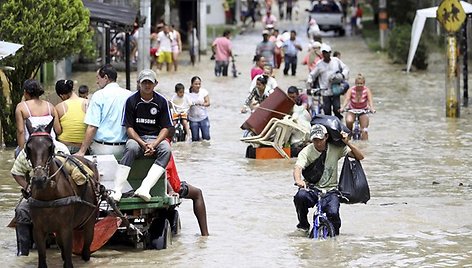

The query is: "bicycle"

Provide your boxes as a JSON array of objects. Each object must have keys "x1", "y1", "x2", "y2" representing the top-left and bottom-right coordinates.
[
  {"x1": 169, "y1": 100, "x2": 190, "y2": 143},
  {"x1": 343, "y1": 108, "x2": 372, "y2": 141},
  {"x1": 305, "y1": 187, "x2": 336, "y2": 240},
  {"x1": 231, "y1": 55, "x2": 241, "y2": 78},
  {"x1": 306, "y1": 87, "x2": 323, "y2": 118},
  {"x1": 172, "y1": 113, "x2": 187, "y2": 143}
]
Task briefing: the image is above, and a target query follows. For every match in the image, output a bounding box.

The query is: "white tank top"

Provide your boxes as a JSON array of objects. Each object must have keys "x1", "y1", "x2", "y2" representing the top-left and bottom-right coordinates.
[{"x1": 23, "y1": 101, "x2": 56, "y2": 141}]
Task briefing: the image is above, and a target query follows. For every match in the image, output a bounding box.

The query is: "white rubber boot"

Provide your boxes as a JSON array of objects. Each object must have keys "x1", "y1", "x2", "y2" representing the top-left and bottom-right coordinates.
[
  {"x1": 110, "y1": 164, "x2": 131, "y2": 202},
  {"x1": 134, "y1": 164, "x2": 165, "y2": 202}
]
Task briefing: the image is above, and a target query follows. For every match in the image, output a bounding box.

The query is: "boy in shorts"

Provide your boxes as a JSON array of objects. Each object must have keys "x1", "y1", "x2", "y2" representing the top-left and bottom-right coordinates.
[{"x1": 156, "y1": 24, "x2": 174, "y2": 72}]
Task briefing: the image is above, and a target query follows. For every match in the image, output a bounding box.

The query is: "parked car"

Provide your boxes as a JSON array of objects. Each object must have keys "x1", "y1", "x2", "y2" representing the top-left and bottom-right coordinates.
[{"x1": 306, "y1": 0, "x2": 345, "y2": 36}]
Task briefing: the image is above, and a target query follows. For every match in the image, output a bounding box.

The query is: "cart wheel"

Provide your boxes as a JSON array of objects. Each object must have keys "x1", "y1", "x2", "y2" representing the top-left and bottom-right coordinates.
[
  {"x1": 168, "y1": 210, "x2": 181, "y2": 235},
  {"x1": 151, "y1": 218, "x2": 172, "y2": 250}
]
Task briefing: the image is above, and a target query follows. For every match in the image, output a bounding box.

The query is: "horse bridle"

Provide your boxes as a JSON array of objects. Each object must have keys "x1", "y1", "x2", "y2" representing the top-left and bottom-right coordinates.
[{"x1": 25, "y1": 132, "x2": 57, "y2": 183}]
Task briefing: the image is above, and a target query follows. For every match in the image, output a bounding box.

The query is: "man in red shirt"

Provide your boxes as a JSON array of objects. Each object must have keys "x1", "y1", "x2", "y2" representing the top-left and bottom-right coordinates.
[
  {"x1": 287, "y1": 86, "x2": 310, "y2": 112},
  {"x1": 211, "y1": 30, "x2": 233, "y2": 77},
  {"x1": 166, "y1": 146, "x2": 209, "y2": 236}
]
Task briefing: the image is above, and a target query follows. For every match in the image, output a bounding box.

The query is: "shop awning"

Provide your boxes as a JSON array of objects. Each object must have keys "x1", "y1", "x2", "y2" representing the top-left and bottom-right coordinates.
[
  {"x1": 0, "y1": 41, "x2": 23, "y2": 61},
  {"x1": 82, "y1": 0, "x2": 138, "y2": 31}
]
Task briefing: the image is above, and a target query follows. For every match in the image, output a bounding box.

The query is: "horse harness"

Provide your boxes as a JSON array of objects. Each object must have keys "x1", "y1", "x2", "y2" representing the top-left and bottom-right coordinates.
[
  {"x1": 27, "y1": 155, "x2": 99, "y2": 209},
  {"x1": 25, "y1": 132, "x2": 103, "y2": 228}
]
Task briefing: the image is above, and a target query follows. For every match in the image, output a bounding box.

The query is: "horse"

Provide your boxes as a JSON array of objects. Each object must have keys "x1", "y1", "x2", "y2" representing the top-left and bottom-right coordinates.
[{"x1": 24, "y1": 119, "x2": 100, "y2": 268}]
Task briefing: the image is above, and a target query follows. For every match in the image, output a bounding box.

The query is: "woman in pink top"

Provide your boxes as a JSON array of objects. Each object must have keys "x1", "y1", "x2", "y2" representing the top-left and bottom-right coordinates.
[
  {"x1": 250, "y1": 55, "x2": 266, "y2": 80},
  {"x1": 170, "y1": 24, "x2": 182, "y2": 72},
  {"x1": 340, "y1": 73, "x2": 375, "y2": 140}
]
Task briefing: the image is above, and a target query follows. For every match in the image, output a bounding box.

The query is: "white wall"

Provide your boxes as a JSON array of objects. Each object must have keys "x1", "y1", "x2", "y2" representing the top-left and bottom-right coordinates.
[{"x1": 205, "y1": 0, "x2": 226, "y2": 25}]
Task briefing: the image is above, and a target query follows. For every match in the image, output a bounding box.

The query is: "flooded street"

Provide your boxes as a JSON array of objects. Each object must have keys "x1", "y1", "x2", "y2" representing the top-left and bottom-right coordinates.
[{"x1": 1, "y1": 8, "x2": 472, "y2": 268}]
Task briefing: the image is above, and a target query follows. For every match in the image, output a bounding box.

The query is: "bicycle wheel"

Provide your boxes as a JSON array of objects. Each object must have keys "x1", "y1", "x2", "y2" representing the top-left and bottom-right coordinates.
[
  {"x1": 309, "y1": 217, "x2": 335, "y2": 239},
  {"x1": 174, "y1": 123, "x2": 186, "y2": 142},
  {"x1": 353, "y1": 121, "x2": 361, "y2": 140}
]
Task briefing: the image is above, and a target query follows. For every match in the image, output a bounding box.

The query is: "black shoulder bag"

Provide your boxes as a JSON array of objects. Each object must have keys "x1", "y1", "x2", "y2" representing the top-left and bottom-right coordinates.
[{"x1": 302, "y1": 149, "x2": 327, "y2": 185}]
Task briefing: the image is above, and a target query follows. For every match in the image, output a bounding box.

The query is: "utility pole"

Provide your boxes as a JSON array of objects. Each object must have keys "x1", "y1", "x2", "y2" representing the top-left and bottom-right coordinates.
[
  {"x1": 199, "y1": 0, "x2": 208, "y2": 53},
  {"x1": 164, "y1": 0, "x2": 170, "y2": 25},
  {"x1": 437, "y1": 0, "x2": 466, "y2": 117},
  {"x1": 379, "y1": 0, "x2": 387, "y2": 49},
  {"x1": 461, "y1": 15, "x2": 468, "y2": 107},
  {"x1": 235, "y1": 0, "x2": 240, "y2": 25},
  {"x1": 138, "y1": 0, "x2": 151, "y2": 74}
]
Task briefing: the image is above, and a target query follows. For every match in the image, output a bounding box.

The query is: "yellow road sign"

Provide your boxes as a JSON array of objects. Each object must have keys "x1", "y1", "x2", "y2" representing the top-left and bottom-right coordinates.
[{"x1": 437, "y1": 0, "x2": 466, "y2": 32}]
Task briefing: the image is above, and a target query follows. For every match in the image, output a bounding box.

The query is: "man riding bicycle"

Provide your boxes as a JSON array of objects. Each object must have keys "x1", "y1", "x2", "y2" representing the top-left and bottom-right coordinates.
[{"x1": 293, "y1": 124, "x2": 364, "y2": 235}]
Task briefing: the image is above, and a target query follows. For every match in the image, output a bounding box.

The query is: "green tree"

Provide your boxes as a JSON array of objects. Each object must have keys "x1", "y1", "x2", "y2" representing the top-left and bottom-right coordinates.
[
  {"x1": 387, "y1": 24, "x2": 428, "y2": 70},
  {"x1": 0, "y1": 0, "x2": 92, "y2": 147},
  {"x1": 368, "y1": 0, "x2": 417, "y2": 25}
]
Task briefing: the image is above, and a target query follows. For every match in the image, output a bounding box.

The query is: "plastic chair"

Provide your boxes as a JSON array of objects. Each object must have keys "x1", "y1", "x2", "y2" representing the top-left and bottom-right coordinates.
[{"x1": 241, "y1": 115, "x2": 310, "y2": 159}]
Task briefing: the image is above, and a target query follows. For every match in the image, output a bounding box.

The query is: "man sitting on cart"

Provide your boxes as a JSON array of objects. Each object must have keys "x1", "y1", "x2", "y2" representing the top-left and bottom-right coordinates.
[{"x1": 114, "y1": 69, "x2": 173, "y2": 202}]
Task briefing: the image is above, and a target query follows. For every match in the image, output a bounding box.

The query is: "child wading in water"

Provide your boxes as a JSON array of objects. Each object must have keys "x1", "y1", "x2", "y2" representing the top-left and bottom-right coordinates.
[{"x1": 170, "y1": 83, "x2": 192, "y2": 142}]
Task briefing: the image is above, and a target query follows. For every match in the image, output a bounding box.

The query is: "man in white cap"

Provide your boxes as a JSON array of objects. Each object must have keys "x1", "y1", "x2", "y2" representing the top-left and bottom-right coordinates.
[
  {"x1": 293, "y1": 124, "x2": 364, "y2": 235},
  {"x1": 255, "y1": 30, "x2": 276, "y2": 68},
  {"x1": 117, "y1": 69, "x2": 173, "y2": 201},
  {"x1": 306, "y1": 43, "x2": 350, "y2": 119}
]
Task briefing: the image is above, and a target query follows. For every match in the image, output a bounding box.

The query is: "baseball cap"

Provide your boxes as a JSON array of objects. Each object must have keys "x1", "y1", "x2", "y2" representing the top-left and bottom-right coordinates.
[
  {"x1": 320, "y1": 43, "x2": 332, "y2": 53},
  {"x1": 138, "y1": 69, "x2": 157, "y2": 83},
  {"x1": 312, "y1": 41, "x2": 322, "y2": 48},
  {"x1": 309, "y1": 41, "x2": 322, "y2": 50},
  {"x1": 262, "y1": 29, "x2": 270, "y2": 35},
  {"x1": 310, "y1": 124, "x2": 327, "y2": 140}
]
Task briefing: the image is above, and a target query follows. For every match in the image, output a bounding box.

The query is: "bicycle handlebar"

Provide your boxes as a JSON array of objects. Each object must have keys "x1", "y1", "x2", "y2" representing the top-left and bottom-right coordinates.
[
  {"x1": 342, "y1": 108, "x2": 374, "y2": 114},
  {"x1": 169, "y1": 100, "x2": 203, "y2": 109},
  {"x1": 306, "y1": 88, "x2": 322, "y2": 96}
]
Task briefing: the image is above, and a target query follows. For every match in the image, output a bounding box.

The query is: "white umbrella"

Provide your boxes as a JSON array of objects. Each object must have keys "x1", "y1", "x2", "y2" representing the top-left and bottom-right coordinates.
[{"x1": 0, "y1": 41, "x2": 23, "y2": 61}]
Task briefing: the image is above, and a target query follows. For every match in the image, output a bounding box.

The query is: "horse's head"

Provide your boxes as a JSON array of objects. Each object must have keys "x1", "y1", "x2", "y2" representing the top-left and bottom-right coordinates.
[{"x1": 25, "y1": 119, "x2": 55, "y2": 189}]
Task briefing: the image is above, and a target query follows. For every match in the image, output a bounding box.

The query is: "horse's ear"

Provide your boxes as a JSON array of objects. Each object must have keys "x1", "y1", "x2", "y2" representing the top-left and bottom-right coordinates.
[
  {"x1": 25, "y1": 118, "x2": 34, "y2": 134},
  {"x1": 45, "y1": 119, "x2": 54, "y2": 134}
]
